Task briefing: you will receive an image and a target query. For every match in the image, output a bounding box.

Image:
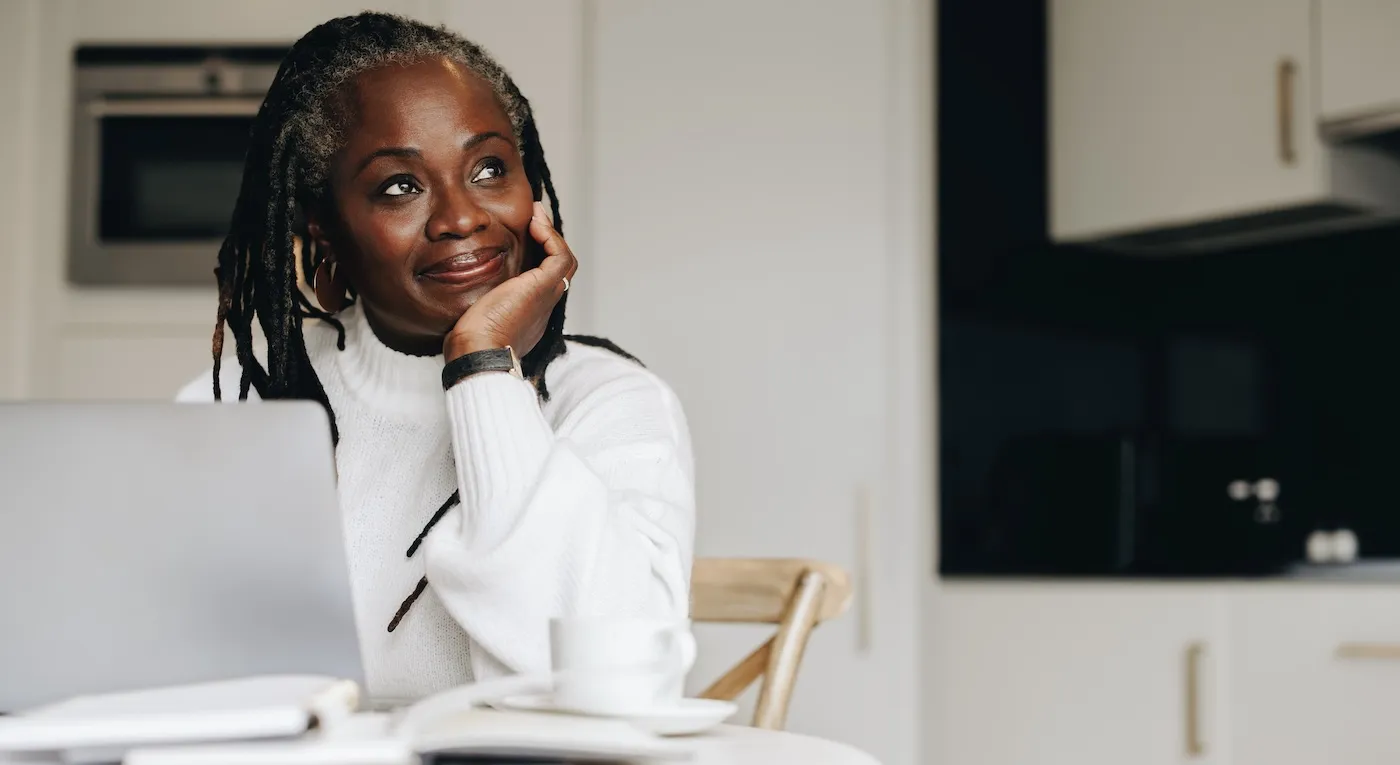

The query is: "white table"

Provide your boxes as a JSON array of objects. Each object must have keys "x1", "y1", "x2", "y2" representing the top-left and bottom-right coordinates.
[
  {"x1": 691, "y1": 725, "x2": 880, "y2": 764},
  {"x1": 0, "y1": 718, "x2": 878, "y2": 765},
  {"x1": 0, "y1": 726, "x2": 879, "y2": 765}
]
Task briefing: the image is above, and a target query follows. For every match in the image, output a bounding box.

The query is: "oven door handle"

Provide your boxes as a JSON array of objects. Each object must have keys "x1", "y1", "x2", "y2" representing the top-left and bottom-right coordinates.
[{"x1": 85, "y1": 97, "x2": 263, "y2": 118}]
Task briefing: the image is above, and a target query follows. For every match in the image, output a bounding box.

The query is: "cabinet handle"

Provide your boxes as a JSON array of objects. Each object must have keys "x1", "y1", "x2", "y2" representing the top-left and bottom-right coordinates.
[
  {"x1": 1185, "y1": 642, "x2": 1206, "y2": 758},
  {"x1": 855, "y1": 483, "x2": 873, "y2": 653},
  {"x1": 1336, "y1": 643, "x2": 1400, "y2": 660},
  {"x1": 1277, "y1": 58, "x2": 1297, "y2": 165}
]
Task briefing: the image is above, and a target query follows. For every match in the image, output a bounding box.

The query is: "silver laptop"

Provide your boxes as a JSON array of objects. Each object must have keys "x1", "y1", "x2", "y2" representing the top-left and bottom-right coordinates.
[{"x1": 0, "y1": 401, "x2": 364, "y2": 712}]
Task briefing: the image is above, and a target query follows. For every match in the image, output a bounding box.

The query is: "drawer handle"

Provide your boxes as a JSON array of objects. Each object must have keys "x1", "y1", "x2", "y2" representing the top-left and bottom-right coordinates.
[
  {"x1": 1185, "y1": 642, "x2": 1206, "y2": 758},
  {"x1": 1337, "y1": 643, "x2": 1400, "y2": 660},
  {"x1": 1277, "y1": 58, "x2": 1297, "y2": 165}
]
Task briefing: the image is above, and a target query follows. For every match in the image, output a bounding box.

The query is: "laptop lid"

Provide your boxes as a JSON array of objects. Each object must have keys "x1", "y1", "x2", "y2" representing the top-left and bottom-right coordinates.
[{"x1": 0, "y1": 401, "x2": 363, "y2": 711}]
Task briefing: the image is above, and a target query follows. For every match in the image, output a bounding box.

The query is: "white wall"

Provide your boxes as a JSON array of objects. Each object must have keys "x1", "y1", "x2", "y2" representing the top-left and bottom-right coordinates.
[
  {"x1": 587, "y1": 2, "x2": 934, "y2": 763},
  {"x1": 0, "y1": 0, "x2": 41, "y2": 399}
]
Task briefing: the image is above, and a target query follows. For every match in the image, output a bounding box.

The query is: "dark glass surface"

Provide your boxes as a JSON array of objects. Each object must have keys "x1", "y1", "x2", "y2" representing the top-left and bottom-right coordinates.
[{"x1": 98, "y1": 116, "x2": 251, "y2": 241}]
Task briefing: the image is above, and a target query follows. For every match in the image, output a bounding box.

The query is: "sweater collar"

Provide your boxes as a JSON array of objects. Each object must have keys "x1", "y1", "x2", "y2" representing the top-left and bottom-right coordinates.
[{"x1": 332, "y1": 302, "x2": 446, "y2": 416}]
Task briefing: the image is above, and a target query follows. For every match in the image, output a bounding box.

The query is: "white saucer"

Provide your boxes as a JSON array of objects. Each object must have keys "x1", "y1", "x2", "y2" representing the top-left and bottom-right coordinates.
[{"x1": 497, "y1": 694, "x2": 738, "y2": 736}]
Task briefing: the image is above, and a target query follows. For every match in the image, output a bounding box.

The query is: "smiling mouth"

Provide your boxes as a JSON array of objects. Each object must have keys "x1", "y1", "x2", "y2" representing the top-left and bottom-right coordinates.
[{"x1": 419, "y1": 249, "x2": 507, "y2": 286}]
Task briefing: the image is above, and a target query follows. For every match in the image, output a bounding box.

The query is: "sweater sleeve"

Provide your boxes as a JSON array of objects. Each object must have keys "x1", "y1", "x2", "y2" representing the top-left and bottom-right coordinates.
[{"x1": 420, "y1": 358, "x2": 696, "y2": 680}]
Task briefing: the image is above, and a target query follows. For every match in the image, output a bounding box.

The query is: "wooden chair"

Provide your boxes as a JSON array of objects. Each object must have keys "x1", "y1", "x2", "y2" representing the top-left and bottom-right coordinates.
[{"x1": 691, "y1": 558, "x2": 853, "y2": 730}]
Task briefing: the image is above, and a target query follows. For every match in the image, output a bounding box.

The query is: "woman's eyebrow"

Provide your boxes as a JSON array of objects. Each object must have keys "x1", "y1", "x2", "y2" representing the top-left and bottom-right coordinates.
[
  {"x1": 352, "y1": 132, "x2": 511, "y2": 178},
  {"x1": 354, "y1": 147, "x2": 420, "y2": 177},
  {"x1": 462, "y1": 131, "x2": 511, "y2": 151}
]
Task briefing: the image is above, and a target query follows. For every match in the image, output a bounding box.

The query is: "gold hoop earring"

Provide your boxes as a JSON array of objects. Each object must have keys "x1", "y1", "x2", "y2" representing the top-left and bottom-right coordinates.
[{"x1": 314, "y1": 257, "x2": 348, "y2": 313}]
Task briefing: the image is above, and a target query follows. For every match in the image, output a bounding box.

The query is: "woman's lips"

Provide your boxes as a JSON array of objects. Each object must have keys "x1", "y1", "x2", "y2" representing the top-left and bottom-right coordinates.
[{"x1": 419, "y1": 249, "x2": 506, "y2": 286}]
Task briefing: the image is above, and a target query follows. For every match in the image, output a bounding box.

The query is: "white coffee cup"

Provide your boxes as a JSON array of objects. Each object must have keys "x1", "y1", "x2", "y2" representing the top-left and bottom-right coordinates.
[{"x1": 549, "y1": 617, "x2": 697, "y2": 715}]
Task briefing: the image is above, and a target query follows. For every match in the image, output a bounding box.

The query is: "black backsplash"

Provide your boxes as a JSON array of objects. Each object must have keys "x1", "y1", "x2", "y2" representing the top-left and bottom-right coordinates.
[{"x1": 939, "y1": 0, "x2": 1400, "y2": 574}]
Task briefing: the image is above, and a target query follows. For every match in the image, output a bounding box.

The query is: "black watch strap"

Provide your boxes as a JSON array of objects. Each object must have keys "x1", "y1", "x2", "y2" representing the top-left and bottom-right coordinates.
[{"x1": 441, "y1": 346, "x2": 522, "y2": 390}]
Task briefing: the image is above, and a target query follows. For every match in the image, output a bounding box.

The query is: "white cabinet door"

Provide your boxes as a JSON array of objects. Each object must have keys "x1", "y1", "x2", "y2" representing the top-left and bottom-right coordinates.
[
  {"x1": 1318, "y1": 0, "x2": 1400, "y2": 126},
  {"x1": 932, "y1": 585, "x2": 1228, "y2": 765},
  {"x1": 1050, "y1": 0, "x2": 1321, "y2": 240},
  {"x1": 589, "y1": 1, "x2": 915, "y2": 762},
  {"x1": 1228, "y1": 585, "x2": 1400, "y2": 765}
]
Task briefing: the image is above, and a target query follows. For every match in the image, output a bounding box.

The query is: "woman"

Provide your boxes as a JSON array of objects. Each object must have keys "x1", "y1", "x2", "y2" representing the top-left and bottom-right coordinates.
[{"x1": 177, "y1": 12, "x2": 695, "y2": 704}]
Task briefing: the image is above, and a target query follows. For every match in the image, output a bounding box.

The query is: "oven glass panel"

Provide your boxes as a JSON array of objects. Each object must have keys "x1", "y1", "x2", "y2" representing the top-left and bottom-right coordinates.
[{"x1": 98, "y1": 116, "x2": 252, "y2": 240}]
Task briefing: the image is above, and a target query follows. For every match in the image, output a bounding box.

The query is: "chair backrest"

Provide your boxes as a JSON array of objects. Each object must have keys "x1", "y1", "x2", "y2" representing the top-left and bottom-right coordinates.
[{"x1": 690, "y1": 558, "x2": 853, "y2": 729}]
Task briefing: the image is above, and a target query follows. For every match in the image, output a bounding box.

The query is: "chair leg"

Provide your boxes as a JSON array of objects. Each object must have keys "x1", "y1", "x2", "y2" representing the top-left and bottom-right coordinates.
[{"x1": 752, "y1": 570, "x2": 827, "y2": 730}]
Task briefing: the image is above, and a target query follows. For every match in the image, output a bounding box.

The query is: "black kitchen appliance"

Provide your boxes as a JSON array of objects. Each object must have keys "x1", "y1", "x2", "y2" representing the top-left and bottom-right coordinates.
[{"x1": 966, "y1": 432, "x2": 1298, "y2": 576}]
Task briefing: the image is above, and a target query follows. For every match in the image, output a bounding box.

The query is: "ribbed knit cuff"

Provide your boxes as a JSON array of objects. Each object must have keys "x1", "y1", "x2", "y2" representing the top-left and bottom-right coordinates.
[{"x1": 444, "y1": 372, "x2": 555, "y2": 549}]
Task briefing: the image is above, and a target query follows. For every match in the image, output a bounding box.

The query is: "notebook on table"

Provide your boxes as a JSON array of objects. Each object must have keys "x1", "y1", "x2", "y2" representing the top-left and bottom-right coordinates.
[
  {"x1": 0, "y1": 675, "x2": 691, "y2": 765},
  {"x1": 0, "y1": 676, "x2": 355, "y2": 763},
  {"x1": 123, "y1": 708, "x2": 690, "y2": 765}
]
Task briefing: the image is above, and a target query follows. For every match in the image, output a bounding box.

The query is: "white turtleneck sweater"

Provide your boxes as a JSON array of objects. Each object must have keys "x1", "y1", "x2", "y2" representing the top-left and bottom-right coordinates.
[{"x1": 176, "y1": 303, "x2": 695, "y2": 704}]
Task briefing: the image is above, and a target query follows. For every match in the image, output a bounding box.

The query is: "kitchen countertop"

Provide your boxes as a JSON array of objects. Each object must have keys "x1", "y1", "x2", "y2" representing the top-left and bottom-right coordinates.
[{"x1": 1283, "y1": 561, "x2": 1400, "y2": 581}]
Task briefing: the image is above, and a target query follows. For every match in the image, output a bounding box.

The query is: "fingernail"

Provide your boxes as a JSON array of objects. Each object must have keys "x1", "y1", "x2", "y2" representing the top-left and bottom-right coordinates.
[{"x1": 533, "y1": 201, "x2": 547, "y2": 221}]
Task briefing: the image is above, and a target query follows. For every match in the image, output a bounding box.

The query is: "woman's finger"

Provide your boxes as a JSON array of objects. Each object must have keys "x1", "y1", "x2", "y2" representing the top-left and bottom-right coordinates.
[
  {"x1": 530, "y1": 202, "x2": 573, "y2": 261},
  {"x1": 529, "y1": 202, "x2": 578, "y2": 289},
  {"x1": 538, "y1": 250, "x2": 576, "y2": 298}
]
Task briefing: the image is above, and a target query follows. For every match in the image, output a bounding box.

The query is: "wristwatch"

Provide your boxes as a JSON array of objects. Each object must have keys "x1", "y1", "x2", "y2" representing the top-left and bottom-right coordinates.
[{"x1": 441, "y1": 345, "x2": 523, "y2": 390}]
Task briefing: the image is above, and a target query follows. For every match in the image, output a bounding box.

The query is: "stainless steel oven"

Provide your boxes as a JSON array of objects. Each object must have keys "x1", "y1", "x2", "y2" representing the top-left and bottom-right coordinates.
[{"x1": 69, "y1": 46, "x2": 286, "y2": 286}]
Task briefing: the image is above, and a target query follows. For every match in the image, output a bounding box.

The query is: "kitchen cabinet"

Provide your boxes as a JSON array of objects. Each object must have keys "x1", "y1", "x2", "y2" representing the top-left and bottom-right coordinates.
[
  {"x1": 931, "y1": 584, "x2": 1227, "y2": 765},
  {"x1": 931, "y1": 582, "x2": 1400, "y2": 765},
  {"x1": 1228, "y1": 586, "x2": 1400, "y2": 765},
  {"x1": 1317, "y1": 0, "x2": 1400, "y2": 134},
  {"x1": 1050, "y1": 0, "x2": 1322, "y2": 242}
]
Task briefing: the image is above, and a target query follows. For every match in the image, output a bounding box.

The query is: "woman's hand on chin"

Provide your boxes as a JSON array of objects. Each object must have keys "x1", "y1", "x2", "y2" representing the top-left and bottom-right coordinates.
[{"x1": 443, "y1": 201, "x2": 578, "y2": 360}]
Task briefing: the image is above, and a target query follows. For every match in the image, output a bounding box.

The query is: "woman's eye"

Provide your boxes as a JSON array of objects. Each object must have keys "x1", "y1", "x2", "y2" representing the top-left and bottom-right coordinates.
[
  {"x1": 471, "y1": 159, "x2": 506, "y2": 183},
  {"x1": 381, "y1": 178, "x2": 422, "y2": 197}
]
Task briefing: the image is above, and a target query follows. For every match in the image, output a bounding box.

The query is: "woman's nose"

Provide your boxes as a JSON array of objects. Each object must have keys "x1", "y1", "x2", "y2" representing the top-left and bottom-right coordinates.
[{"x1": 426, "y1": 186, "x2": 489, "y2": 240}]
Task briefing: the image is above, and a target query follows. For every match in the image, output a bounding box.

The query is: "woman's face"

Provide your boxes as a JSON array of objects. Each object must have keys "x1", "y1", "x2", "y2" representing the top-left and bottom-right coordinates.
[{"x1": 309, "y1": 56, "x2": 534, "y2": 355}]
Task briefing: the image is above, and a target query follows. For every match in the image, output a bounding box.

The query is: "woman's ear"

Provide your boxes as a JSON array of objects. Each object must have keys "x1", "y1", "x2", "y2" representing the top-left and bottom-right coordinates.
[
  {"x1": 305, "y1": 214, "x2": 349, "y2": 313},
  {"x1": 305, "y1": 216, "x2": 333, "y2": 259}
]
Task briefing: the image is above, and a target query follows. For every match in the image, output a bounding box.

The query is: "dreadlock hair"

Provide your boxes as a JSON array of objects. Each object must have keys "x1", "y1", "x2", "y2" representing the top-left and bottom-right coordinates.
[{"x1": 211, "y1": 11, "x2": 573, "y2": 443}]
